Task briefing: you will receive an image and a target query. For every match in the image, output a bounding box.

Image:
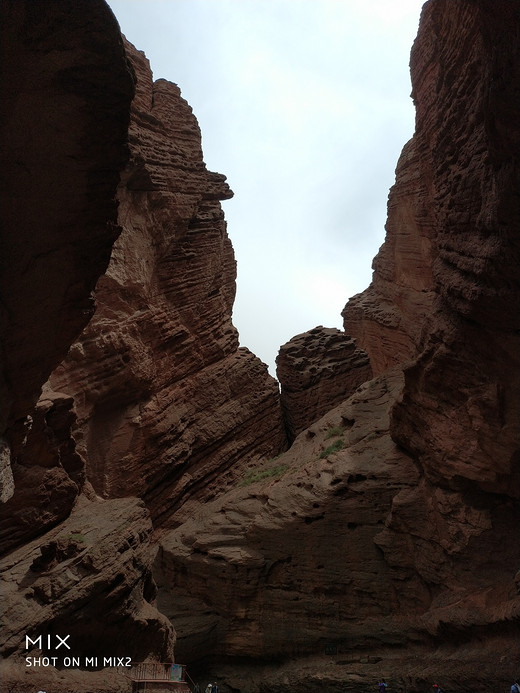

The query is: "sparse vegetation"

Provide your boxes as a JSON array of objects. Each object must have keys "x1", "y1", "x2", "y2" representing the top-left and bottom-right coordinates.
[
  {"x1": 319, "y1": 439, "x2": 345, "y2": 458},
  {"x1": 239, "y1": 464, "x2": 289, "y2": 487},
  {"x1": 325, "y1": 425, "x2": 346, "y2": 439},
  {"x1": 68, "y1": 532, "x2": 86, "y2": 543}
]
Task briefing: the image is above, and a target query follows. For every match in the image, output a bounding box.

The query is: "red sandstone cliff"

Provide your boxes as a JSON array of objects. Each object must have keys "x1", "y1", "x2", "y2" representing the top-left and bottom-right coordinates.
[
  {"x1": 0, "y1": 7, "x2": 288, "y2": 690},
  {"x1": 1, "y1": 1, "x2": 519, "y2": 692},
  {"x1": 155, "y1": 1, "x2": 520, "y2": 690},
  {"x1": 48, "y1": 39, "x2": 288, "y2": 526},
  {"x1": 0, "y1": 0, "x2": 135, "y2": 538}
]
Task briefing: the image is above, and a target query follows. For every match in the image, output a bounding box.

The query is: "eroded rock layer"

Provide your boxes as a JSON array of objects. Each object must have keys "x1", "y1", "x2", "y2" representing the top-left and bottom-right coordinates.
[
  {"x1": 276, "y1": 326, "x2": 372, "y2": 441},
  {"x1": 0, "y1": 495, "x2": 175, "y2": 691},
  {"x1": 1, "y1": 0, "x2": 519, "y2": 691},
  {"x1": 155, "y1": 0, "x2": 520, "y2": 689},
  {"x1": 0, "y1": 0, "x2": 134, "y2": 433},
  {"x1": 0, "y1": 3, "x2": 177, "y2": 684},
  {"x1": 49, "y1": 40, "x2": 288, "y2": 525},
  {"x1": 0, "y1": 0, "x2": 134, "y2": 547}
]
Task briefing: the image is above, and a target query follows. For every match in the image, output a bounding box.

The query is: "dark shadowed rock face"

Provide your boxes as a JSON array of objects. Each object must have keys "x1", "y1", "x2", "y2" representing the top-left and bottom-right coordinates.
[
  {"x1": 0, "y1": 0, "x2": 135, "y2": 548},
  {"x1": 0, "y1": 0, "x2": 135, "y2": 433},
  {"x1": 276, "y1": 326, "x2": 372, "y2": 441},
  {"x1": 389, "y1": 0, "x2": 520, "y2": 499},
  {"x1": 1, "y1": 0, "x2": 519, "y2": 691},
  {"x1": 0, "y1": 3, "x2": 175, "y2": 684},
  {"x1": 49, "y1": 40, "x2": 288, "y2": 526},
  {"x1": 0, "y1": 495, "x2": 175, "y2": 692}
]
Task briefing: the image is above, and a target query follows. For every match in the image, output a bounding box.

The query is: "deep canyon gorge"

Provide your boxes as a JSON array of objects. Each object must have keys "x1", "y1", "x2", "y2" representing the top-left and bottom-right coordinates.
[{"x1": 0, "y1": 1, "x2": 519, "y2": 691}]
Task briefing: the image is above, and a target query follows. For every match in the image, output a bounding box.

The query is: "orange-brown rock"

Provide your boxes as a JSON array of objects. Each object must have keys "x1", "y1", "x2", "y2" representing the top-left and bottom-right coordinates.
[
  {"x1": 49, "y1": 40, "x2": 288, "y2": 525},
  {"x1": 0, "y1": 0, "x2": 134, "y2": 433},
  {"x1": 342, "y1": 130, "x2": 436, "y2": 376},
  {"x1": 156, "y1": 372, "x2": 519, "y2": 689},
  {"x1": 0, "y1": 0, "x2": 134, "y2": 519},
  {"x1": 389, "y1": 0, "x2": 520, "y2": 498},
  {"x1": 1, "y1": 1, "x2": 519, "y2": 691},
  {"x1": 0, "y1": 3, "x2": 175, "y2": 687},
  {"x1": 153, "y1": 1, "x2": 520, "y2": 690},
  {"x1": 0, "y1": 389, "x2": 84, "y2": 555},
  {"x1": 0, "y1": 495, "x2": 175, "y2": 691},
  {"x1": 276, "y1": 326, "x2": 372, "y2": 441}
]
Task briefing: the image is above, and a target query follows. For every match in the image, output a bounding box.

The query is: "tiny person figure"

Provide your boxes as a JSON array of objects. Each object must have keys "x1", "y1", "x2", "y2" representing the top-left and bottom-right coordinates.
[
  {"x1": 194, "y1": 684, "x2": 200, "y2": 693},
  {"x1": 206, "y1": 683, "x2": 212, "y2": 693},
  {"x1": 212, "y1": 682, "x2": 220, "y2": 693},
  {"x1": 378, "y1": 679, "x2": 388, "y2": 693},
  {"x1": 433, "y1": 684, "x2": 443, "y2": 693},
  {"x1": 511, "y1": 680, "x2": 520, "y2": 693}
]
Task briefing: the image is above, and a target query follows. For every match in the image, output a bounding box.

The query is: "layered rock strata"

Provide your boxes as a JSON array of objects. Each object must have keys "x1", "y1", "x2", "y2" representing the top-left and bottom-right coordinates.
[
  {"x1": 1, "y1": 0, "x2": 519, "y2": 691},
  {"x1": 155, "y1": 0, "x2": 520, "y2": 689},
  {"x1": 0, "y1": 0, "x2": 135, "y2": 538},
  {"x1": 0, "y1": 495, "x2": 175, "y2": 691},
  {"x1": 0, "y1": 0, "x2": 134, "y2": 444},
  {"x1": 276, "y1": 326, "x2": 372, "y2": 441},
  {"x1": 0, "y1": 3, "x2": 175, "y2": 685},
  {"x1": 49, "y1": 40, "x2": 288, "y2": 525},
  {"x1": 157, "y1": 372, "x2": 519, "y2": 688}
]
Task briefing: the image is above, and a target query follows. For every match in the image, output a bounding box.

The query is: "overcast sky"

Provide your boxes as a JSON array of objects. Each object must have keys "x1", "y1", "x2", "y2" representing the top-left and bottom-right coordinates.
[{"x1": 106, "y1": 0, "x2": 424, "y2": 375}]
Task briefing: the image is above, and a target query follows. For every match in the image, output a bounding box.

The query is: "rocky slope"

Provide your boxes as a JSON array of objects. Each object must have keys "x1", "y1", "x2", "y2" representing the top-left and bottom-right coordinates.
[
  {"x1": 0, "y1": 4, "x2": 287, "y2": 690},
  {"x1": 155, "y1": 0, "x2": 520, "y2": 690},
  {"x1": 0, "y1": 0, "x2": 519, "y2": 692}
]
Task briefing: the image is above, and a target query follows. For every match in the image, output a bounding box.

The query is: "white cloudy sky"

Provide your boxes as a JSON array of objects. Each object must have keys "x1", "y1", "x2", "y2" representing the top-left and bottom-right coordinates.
[{"x1": 106, "y1": 0, "x2": 424, "y2": 374}]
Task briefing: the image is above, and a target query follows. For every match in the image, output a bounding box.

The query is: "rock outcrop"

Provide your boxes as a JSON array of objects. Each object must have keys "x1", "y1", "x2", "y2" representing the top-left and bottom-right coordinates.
[
  {"x1": 48, "y1": 39, "x2": 288, "y2": 526},
  {"x1": 0, "y1": 495, "x2": 174, "y2": 692},
  {"x1": 154, "y1": 1, "x2": 520, "y2": 690},
  {"x1": 1, "y1": 11, "x2": 288, "y2": 691},
  {"x1": 276, "y1": 326, "x2": 372, "y2": 441},
  {"x1": 0, "y1": 2, "x2": 179, "y2": 686},
  {"x1": 0, "y1": 0, "x2": 134, "y2": 439},
  {"x1": 1, "y1": 0, "x2": 519, "y2": 691},
  {"x1": 0, "y1": 0, "x2": 135, "y2": 540}
]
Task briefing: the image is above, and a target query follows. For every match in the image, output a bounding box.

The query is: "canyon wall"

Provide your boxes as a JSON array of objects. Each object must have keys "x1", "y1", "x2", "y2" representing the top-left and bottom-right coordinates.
[
  {"x1": 0, "y1": 4, "x2": 179, "y2": 687},
  {"x1": 0, "y1": 4, "x2": 287, "y2": 690},
  {"x1": 48, "y1": 39, "x2": 288, "y2": 527},
  {"x1": 0, "y1": 0, "x2": 135, "y2": 541},
  {"x1": 156, "y1": 1, "x2": 520, "y2": 690},
  {"x1": 1, "y1": 0, "x2": 519, "y2": 692}
]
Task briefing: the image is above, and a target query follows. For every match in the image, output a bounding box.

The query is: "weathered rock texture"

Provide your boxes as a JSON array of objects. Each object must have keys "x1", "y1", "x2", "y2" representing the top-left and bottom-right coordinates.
[
  {"x1": 0, "y1": 3, "x2": 176, "y2": 687},
  {"x1": 154, "y1": 1, "x2": 520, "y2": 690},
  {"x1": 157, "y1": 373, "x2": 519, "y2": 689},
  {"x1": 0, "y1": 0, "x2": 134, "y2": 435},
  {"x1": 0, "y1": 0, "x2": 135, "y2": 540},
  {"x1": 1, "y1": 16, "x2": 288, "y2": 691},
  {"x1": 48, "y1": 40, "x2": 288, "y2": 526},
  {"x1": 276, "y1": 326, "x2": 372, "y2": 441},
  {"x1": 0, "y1": 495, "x2": 174, "y2": 692},
  {"x1": 1, "y1": 0, "x2": 519, "y2": 692}
]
